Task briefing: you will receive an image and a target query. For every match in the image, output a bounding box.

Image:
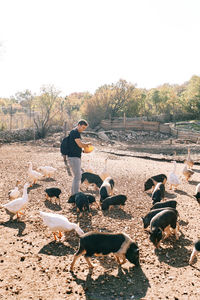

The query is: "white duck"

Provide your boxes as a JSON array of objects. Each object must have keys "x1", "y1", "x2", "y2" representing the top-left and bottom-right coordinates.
[
  {"x1": 168, "y1": 161, "x2": 180, "y2": 190},
  {"x1": 37, "y1": 166, "x2": 57, "y2": 178},
  {"x1": 8, "y1": 180, "x2": 21, "y2": 200},
  {"x1": 100, "y1": 157, "x2": 110, "y2": 181},
  {"x1": 39, "y1": 211, "x2": 84, "y2": 241},
  {"x1": 2, "y1": 182, "x2": 29, "y2": 219},
  {"x1": 28, "y1": 162, "x2": 43, "y2": 186}
]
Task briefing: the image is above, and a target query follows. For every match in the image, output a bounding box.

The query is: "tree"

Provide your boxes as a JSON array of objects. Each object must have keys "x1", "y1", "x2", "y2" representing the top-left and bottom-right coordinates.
[
  {"x1": 33, "y1": 85, "x2": 61, "y2": 138},
  {"x1": 125, "y1": 88, "x2": 147, "y2": 117},
  {"x1": 182, "y1": 75, "x2": 200, "y2": 117},
  {"x1": 108, "y1": 79, "x2": 136, "y2": 118},
  {"x1": 84, "y1": 91, "x2": 111, "y2": 128},
  {"x1": 14, "y1": 89, "x2": 35, "y2": 122},
  {"x1": 84, "y1": 79, "x2": 136, "y2": 126}
]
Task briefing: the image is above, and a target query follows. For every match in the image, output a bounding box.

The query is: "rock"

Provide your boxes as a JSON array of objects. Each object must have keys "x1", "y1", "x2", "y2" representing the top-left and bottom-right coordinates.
[{"x1": 98, "y1": 131, "x2": 109, "y2": 141}]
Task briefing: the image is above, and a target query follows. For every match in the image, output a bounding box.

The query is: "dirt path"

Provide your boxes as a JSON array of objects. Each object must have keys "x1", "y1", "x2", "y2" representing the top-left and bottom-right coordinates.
[{"x1": 0, "y1": 139, "x2": 200, "y2": 300}]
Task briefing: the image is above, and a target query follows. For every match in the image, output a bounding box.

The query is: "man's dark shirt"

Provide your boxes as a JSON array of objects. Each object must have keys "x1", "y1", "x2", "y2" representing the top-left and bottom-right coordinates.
[{"x1": 68, "y1": 128, "x2": 82, "y2": 158}]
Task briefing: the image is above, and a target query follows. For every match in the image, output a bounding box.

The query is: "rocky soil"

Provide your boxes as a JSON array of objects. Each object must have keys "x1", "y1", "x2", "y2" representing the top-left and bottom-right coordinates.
[{"x1": 0, "y1": 134, "x2": 200, "y2": 300}]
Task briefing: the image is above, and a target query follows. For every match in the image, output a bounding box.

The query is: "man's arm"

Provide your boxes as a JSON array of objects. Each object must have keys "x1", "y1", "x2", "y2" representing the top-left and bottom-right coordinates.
[{"x1": 75, "y1": 138, "x2": 91, "y2": 149}]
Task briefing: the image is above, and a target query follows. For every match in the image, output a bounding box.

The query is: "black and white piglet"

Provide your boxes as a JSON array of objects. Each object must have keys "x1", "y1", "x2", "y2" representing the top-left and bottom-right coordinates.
[
  {"x1": 194, "y1": 183, "x2": 200, "y2": 204},
  {"x1": 142, "y1": 207, "x2": 178, "y2": 229},
  {"x1": 152, "y1": 182, "x2": 165, "y2": 205},
  {"x1": 151, "y1": 200, "x2": 177, "y2": 211},
  {"x1": 101, "y1": 194, "x2": 127, "y2": 210},
  {"x1": 70, "y1": 231, "x2": 139, "y2": 271},
  {"x1": 144, "y1": 174, "x2": 167, "y2": 192},
  {"x1": 149, "y1": 209, "x2": 179, "y2": 248},
  {"x1": 189, "y1": 240, "x2": 200, "y2": 264},
  {"x1": 99, "y1": 177, "x2": 115, "y2": 202},
  {"x1": 45, "y1": 187, "x2": 62, "y2": 205}
]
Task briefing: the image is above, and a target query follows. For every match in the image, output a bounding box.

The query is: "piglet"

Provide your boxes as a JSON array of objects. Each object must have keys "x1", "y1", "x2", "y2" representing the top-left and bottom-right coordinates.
[
  {"x1": 194, "y1": 183, "x2": 200, "y2": 204},
  {"x1": 189, "y1": 240, "x2": 200, "y2": 264},
  {"x1": 151, "y1": 200, "x2": 177, "y2": 211},
  {"x1": 142, "y1": 207, "x2": 178, "y2": 229},
  {"x1": 149, "y1": 209, "x2": 179, "y2": 248},
  {"x1": 152, "y1": 182, "x2": 165, "y2": 205}
]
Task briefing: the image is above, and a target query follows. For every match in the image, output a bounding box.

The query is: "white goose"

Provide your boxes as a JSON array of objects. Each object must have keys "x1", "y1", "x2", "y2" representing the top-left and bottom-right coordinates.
[
  {"x1": 8, "y1": 180, "x2": 21, "y2": 200},
  {"x1": 100, "y1": 157, "x2": 110, "y2": 181},
  {"x1": 37, "y1": 166, "x2": 57, "y2": 178},
  {"x1": 39, "y1": 211, "x2": 84, "y2": 241},
  {"x1": 2, "y1": 182, "x2": 29, "y2": 219},
  {"x1": 28, "y1": 162, "x2": 43, "y2": 186},
  {"x1": 168, "y1": 161, "x2": 180, "y2": 190}
]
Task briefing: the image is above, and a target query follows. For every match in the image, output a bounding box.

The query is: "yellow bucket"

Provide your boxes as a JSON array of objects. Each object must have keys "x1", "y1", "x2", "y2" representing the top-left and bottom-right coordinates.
[{"x1": 84, "y1": 145, "x2": 94, "y2": 153}]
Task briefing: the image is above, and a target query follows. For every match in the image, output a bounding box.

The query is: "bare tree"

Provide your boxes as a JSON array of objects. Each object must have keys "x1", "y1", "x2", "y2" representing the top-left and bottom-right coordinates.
[{"x1": 33, "y1": 85, "x2": 61, "y2": 138}]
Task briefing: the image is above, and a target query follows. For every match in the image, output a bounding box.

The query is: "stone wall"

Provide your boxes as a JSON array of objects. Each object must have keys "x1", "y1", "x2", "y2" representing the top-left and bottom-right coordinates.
[{"x1": 0, "y1": 126, "x2": 63, "y2": 143}]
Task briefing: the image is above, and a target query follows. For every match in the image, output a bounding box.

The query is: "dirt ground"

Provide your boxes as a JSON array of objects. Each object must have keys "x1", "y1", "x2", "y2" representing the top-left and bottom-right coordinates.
[{"x1": 0, "y1": 135, "x2": 200, "y2": 300}]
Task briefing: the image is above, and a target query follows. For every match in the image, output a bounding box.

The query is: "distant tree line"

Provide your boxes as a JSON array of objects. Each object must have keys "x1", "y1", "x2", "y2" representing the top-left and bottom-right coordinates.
[{"x1": 0, "y1": 75, "x2": 200, "y2": 137}]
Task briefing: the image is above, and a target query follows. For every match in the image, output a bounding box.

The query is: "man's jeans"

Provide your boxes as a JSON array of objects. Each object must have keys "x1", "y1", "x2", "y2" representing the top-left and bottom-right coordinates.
[{"x1": 68, "y1": 157, "x2": 81, "y2": 195}]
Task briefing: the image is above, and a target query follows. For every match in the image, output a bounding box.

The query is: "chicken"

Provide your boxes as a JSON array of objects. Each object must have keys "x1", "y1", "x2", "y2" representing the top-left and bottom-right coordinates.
[
  {"x1": 184, "y1": 148, "x2": 194, "y2": 169},
  {"x1": 182, "y1": 164, "x2": 194, "y2": 182}
]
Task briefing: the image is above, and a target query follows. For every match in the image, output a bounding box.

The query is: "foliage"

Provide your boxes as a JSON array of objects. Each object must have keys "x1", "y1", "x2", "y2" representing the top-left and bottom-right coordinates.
[
  {"x1": 83, "y1": 92, "x2": 109, "y2": 128},
  {"x1": 125, "y1": 88, "x2": 147, "y2": 117},
  {"x1": 1, "y1": 75, "x2": 200, "y2": 133},
  {"x1": 32, "y1": 85, "x2": 61, "y2": 138},
  {"x1": 181, "y1": 76, "x2": 200, "y2": 117},
  {"x1": 84, "y1": 79, "x2": 136, "y2": 127}
]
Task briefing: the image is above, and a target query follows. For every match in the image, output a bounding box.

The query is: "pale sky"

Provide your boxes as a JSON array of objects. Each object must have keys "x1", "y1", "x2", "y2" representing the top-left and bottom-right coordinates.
[{"x1": 0, "y1": 0, "x2": 200, "y2": 98}]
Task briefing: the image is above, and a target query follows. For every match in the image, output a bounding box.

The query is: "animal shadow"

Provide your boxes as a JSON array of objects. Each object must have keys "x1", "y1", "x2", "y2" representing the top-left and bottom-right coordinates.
[
  {"x1": 174, "y1": 189, "x2": 189, "y2": 196},
  {"x1": 44, "y1": 200, "x2": 62, "y2": 211},
  {"x1": 165, "y1": 191, "x2": 177, "y2": 199},
  {"x1": 80, "y1": 187, "x2": 99, "y2": 195},
  {"x1": 71, "y1": 265, "x2": 150, "y2": 300},
  {"x1": 178, "y1": 219, "x2": 189, "y2": 227},
  {"x1": 39, "y1": 241, "x2": 73, "y2": 256},
  {"x1": 102, "y1": 208, "x2": 132, "y2": 220},
  {"x1": 96, "y1": 255, "x2": 120, "y2": 270},
  {"x1": 190, "y1": 264, "x2": 200, "y2": 271},
  {"x1": 89, "y1": 208, "x2": 99, "y2": 217},
  {"x1": 76, "y1": 213, "x2": 93, "y2": 231},
  {"x1": 188, "y1": 180, "x2": 199, "y2": 186},
  {"x1": 0, "y1": 219, "x2": 26, "y2": 236},
  {"x1": 191, "y1": 168, "x2": 200, "y2": 173},
  {"x1": 41, "y1": 178, "x2": 56, "y2": 182},
  {"x1": 155, "y1": 234, "x2": 192, "y2": 268},
  {"x1": 146, "y1": 192, "x2": 152, "y2": 197},
  {"x1": 28, "y1": 183, "x2": 42, "y2": 191}
]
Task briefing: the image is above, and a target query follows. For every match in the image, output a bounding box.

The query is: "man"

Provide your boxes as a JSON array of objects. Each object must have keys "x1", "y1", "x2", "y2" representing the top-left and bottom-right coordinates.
[{"x1": 68, "y1": 119, "x2": 91, "y2": 195}]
